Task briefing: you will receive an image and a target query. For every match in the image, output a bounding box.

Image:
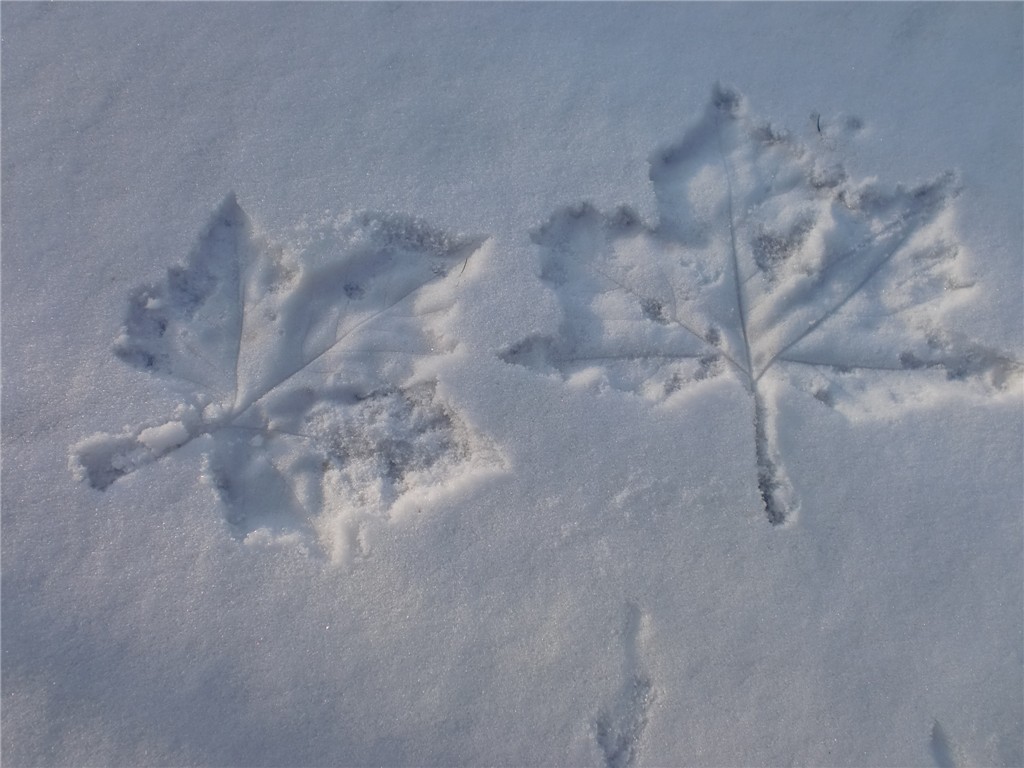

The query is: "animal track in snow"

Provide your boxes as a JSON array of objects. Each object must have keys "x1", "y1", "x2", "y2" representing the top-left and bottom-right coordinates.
[
  {"x1": 594, "y1": 603, "x2": 655, "y2": 768},
  {"x1": 502, "y1": 85, "x2": 1021, "y2": 525},
  {"x1": 71, "y1": 195, "x2": 501, "y2": 562}
]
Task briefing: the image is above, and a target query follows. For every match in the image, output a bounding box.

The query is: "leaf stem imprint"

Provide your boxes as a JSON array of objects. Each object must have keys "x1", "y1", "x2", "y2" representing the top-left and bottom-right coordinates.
[{"x1": 713, "y1": 92, "x2": 791, "y2": 522}]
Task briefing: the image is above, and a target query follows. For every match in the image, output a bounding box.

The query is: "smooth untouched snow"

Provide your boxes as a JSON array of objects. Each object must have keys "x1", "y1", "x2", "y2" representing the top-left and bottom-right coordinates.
[{"x1": 3, "y1": 4, "x2": 1022, "y2": 767}]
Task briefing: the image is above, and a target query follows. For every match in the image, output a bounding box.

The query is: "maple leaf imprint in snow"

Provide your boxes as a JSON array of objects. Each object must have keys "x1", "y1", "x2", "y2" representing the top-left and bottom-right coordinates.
[
  {"x1": 502, "y1": 85, "x2": 1021, "y2": 525},
  {"x1": 71, "y1": 195, "x2": 502, "y2": 562}
]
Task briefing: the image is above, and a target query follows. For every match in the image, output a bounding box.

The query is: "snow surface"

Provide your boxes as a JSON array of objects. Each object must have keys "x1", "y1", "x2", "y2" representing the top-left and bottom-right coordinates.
[{"x1": 3, "y1": 4, "x2": 1022, "y2": 766}]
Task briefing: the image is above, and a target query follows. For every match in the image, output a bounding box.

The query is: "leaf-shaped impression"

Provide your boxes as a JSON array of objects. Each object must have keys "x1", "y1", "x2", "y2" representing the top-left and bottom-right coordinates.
[
  {"x1": 72, "y1": 195, "x2": 501, "y2": 562},
  {"x1": 502, "y1": 85, "x2": 1021, "y2": 525}
]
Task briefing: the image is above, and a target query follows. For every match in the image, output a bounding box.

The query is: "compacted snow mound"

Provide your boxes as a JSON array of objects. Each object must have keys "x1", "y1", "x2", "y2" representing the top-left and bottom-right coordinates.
[
  {"x1": 501, "y1": 85, "x2": 1021, "y2": 527},
  {"x1": 70, "y1": 195, "x2": 503, "y2": 563}
]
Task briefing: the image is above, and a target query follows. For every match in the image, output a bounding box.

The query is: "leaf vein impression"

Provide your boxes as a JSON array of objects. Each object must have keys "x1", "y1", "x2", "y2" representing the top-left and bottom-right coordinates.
[{"x1": 715, "y1": 108, "x2": 754, "y2": 384}]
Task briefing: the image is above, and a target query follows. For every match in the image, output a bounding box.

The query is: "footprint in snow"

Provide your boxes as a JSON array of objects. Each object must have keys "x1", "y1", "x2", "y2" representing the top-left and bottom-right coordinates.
[{"x1": 594, "y1": 602, "x2": 655, "y2": 768}]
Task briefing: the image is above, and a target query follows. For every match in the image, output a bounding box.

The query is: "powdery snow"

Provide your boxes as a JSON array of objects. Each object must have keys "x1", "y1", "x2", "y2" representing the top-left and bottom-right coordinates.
[{"x1": 3, "y1": 4, "x2": 1022, "y2": 767}]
